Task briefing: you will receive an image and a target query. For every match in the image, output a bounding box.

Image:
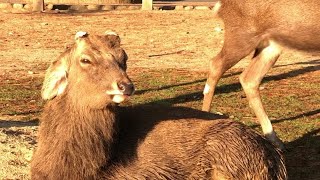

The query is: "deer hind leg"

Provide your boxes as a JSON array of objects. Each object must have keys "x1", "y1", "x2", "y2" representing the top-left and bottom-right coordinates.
[
  {"x1": 202, "y1": 31, "x2": 260, "y2": 112},
  {"x1": 239, "y1": 40, "x2": 284, "y2": 149}
]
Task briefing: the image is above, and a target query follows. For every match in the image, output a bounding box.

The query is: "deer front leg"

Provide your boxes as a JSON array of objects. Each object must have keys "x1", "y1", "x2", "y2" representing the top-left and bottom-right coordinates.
[
  {"x1": 239, "y1": 40, "x2": 284, "y2": 149},
  {"x1": 202, "y1": 52, "x2": 246, "y2": 112},
  {"x1": 202, "y1": 30, "x2": 260, "y2": 112},
  {"x1": 202, "y1": 52, "x2": 226, "y2": 112}
]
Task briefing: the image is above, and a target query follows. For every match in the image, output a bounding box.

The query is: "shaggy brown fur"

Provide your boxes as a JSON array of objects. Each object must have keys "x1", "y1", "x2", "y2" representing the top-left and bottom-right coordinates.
[{"x1": 31, "y1": 32, "x2": 287, "y2": 180}]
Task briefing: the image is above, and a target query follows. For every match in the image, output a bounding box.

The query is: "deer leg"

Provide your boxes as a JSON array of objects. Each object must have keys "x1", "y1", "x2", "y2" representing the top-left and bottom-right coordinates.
[
  {"x1": 202, "y1": 52, "x2": 228, "y2": 112},
  {"x1": 202, "y1": 31, "x2": 260, "y2": 112},
  {"x1": 239, "y1": 40, "x2": 284, "y2": 149}
]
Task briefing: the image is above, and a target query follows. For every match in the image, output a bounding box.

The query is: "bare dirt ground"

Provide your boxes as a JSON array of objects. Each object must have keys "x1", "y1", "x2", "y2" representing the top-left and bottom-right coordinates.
[{"x1": 0, "y1": 10, "x2": 319, "y2": 179}]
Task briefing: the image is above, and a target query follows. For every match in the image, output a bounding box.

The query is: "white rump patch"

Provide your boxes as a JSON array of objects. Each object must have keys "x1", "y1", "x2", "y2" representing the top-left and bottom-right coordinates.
[
  {"x1": 203, "y1": 83, "x2": 210, "y2": 94},
  {"x1": 75, "y1": 31, "x2": 88, "y2": 39}
]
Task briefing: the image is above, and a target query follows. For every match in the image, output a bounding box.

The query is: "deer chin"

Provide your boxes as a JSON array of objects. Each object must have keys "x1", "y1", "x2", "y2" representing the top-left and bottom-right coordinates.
[
  {"x1": 111, "y1": 94, "x2": 128, "y2": 103},
  {"x1": 106, "y1": 90, "x2": 129, "y2": 103}
]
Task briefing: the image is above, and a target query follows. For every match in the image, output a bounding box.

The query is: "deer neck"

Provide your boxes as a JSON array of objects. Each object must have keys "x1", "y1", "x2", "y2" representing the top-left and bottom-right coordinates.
[{"x1": 34, "y1": 95, "x2": 118, "y2": 179}]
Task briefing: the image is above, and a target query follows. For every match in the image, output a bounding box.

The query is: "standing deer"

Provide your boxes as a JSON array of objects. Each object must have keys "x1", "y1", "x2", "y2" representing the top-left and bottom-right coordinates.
[
  {"x1": 202, "y1": 0, "x2": 320, "y2": 149},
  {"x1": 31, "y1": 31, "x2": 287, "y2": 179}
]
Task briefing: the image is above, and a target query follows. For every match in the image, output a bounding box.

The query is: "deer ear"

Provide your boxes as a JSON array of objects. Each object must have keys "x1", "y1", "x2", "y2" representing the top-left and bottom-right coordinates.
[
  {"x1": 41, "y1": 55, "x2": 69, "y2": 100},
  {"x1": 104, "y1": 30, "x2": 121, "y2": 48}
]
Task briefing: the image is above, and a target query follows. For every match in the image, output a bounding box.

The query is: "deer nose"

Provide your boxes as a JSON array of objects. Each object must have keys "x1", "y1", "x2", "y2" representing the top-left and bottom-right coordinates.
[{"x1": 117, "y1": 82, "x2": 135, "y2": 96}]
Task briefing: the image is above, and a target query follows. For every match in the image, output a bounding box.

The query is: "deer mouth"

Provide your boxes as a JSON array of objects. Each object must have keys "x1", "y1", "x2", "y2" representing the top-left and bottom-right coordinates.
[
  {"x1": 106, "y1": 82, "x2": 135, "y2": 103},
  {"x1": 106, "y1": 90, "x2": 132, "y2": 103},
  {"x1": 111, "y1": 94, "x2": 129, "y2": 103}
]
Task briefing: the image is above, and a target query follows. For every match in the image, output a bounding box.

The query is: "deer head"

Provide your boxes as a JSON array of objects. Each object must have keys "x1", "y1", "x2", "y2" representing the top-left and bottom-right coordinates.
[{"x1": 41, "y1": 31, "x2": 134, "y2": 108}]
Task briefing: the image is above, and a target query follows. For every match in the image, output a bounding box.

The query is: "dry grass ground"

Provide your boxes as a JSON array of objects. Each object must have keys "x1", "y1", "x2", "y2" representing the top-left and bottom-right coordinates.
[{"x1": 0, "y1": 10, "x2": 319, "y2": 179}]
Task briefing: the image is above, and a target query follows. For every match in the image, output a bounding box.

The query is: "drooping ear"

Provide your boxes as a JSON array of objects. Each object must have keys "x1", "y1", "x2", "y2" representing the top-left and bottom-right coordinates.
[
  {"x1": 104, "y1": 30, "x2": 121, "y2": 48},
  {"x1": 41, "y1": 53, "x2": 69, "y2": 100}
]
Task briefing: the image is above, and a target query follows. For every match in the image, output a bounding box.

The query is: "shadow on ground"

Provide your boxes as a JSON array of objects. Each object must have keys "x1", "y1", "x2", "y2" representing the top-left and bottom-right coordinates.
[
  {"x1": 139, "y1": 61, "x2": 320, "y2": 106},
  {"x1": 285, "y1": 128, "x2": 320, "y2": 180},
  {"x1": 0, "y1": 119, "x2": 39, "y2": 128}
]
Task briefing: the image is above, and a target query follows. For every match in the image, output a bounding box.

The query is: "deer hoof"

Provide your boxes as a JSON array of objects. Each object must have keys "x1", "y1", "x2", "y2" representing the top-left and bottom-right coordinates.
[{"x1": 265, "y1": 131, "x2": 285, "y2": 151}]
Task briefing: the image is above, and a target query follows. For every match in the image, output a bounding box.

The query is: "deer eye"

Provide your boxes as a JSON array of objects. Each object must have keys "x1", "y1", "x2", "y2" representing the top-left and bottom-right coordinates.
[{"x1": 80, "y1": 58, "x2": 91, "y2": 64}]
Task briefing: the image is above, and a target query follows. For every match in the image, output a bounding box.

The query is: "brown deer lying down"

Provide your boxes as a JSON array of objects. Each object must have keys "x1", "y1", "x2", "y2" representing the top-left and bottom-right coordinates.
[
  {"x1": 202, "y1": 0, "x2": 320, "y2": 149},
  {"x1": 31, "y1": 31, "x2": 287, "y2": 180}
]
